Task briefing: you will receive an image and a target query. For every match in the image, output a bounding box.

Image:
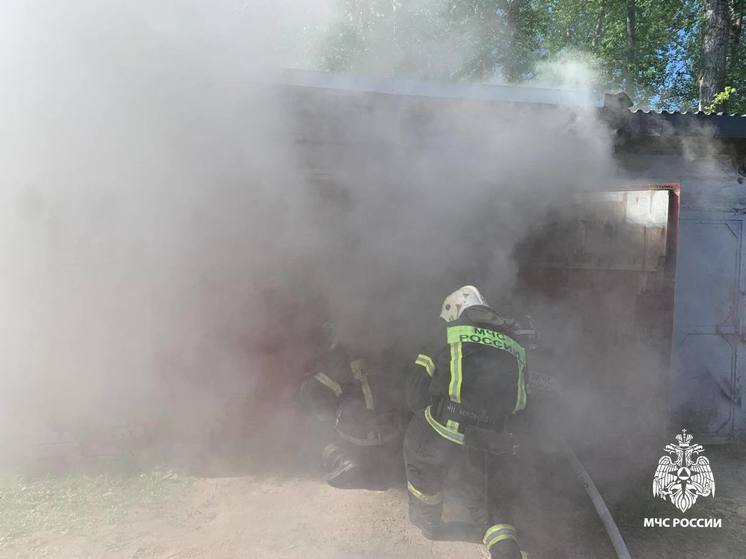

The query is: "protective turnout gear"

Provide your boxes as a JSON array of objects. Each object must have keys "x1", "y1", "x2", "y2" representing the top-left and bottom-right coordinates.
[
  {"x1": 424, "y1": 308, "x2": 528, "y2": 441},
  {"x1": 405, "y1": 413, "x2": 523, "y2": 556},
  {"x1": 299, "y1": 345, "x2": 350, "y2": 422},
  {"x1": 299, "y1": 340, "x2": 404, "y2": 488},
  {"x1": 405, "y1": 286, "x2": 531, "y2": 558},
  {"x1": 484, "y1": 525, "x2": 523, "y2": 559}
]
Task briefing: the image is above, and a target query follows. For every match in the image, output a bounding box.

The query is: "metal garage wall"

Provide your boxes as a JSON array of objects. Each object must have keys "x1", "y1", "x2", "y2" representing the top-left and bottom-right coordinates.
[
  {"x1": 672, "y1": 210, "x2": 745, "y2": 442},
  {"x1": 618, "y1": 151, "x2": 746, "y2": 441}
]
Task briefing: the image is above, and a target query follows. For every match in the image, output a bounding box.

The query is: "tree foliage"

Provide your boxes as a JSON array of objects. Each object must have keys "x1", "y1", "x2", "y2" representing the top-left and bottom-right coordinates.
[
  {"x1": 540, "y1": 0, "x2": 690, "y2": 105},
  {"x1": 317, "y1": 0, "x2": 746, "y2": 112},
  {"x1": 320, "y1": 1, "x2": 542, "y2": 82}
]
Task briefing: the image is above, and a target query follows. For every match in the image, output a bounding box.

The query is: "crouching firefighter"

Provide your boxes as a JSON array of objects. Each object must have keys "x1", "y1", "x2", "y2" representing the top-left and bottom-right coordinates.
[
  {"x1": 404, "y1": 286, "x2": 531, "y2": 559},
  {"x1": 299, "y1": 323, "x2": 402, "y2": 488}
]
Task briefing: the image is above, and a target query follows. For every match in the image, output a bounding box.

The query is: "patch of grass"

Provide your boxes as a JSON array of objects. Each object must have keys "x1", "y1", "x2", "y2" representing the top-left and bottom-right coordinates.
[{"x1": 0, "y1": 469, "x2": 192, "y2": 551}]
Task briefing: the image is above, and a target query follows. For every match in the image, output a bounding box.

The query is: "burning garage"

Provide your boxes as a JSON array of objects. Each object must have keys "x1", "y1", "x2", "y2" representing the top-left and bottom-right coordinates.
[
  {"x1": 4, "y1": 56, "x2": 746, "y2": 559},
  {"x1": 223, "y1": 69, "x2": 746, "y2": 557},
  {"x1": 272, "y1": 68, "x2": 746, "y2": 449},
  {"x1": 6, "y1": 1, "x2": 746, "y2": 557}
]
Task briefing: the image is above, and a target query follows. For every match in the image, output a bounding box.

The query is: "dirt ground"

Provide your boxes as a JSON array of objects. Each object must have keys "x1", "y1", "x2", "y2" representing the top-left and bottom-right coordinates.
[
  {"x1": 0, "y1": 450, "x2": 620, "y2": 559},
  {"x1": 2, "y1": 429, "x2": 745, "y2": 559},
  {"x1": 0, "y1": 473, "x2": 485, "y2": 559}
]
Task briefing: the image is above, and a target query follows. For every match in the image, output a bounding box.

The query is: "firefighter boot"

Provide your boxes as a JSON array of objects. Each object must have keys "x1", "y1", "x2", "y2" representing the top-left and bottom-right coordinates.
[
  {"x1": 408, "y1": 494, "x2": 443, "y2": 540},
  {"x1": 322, "y1": 443, "x2": 360, "y2": 488},
  {"x1": 483, "y1": 524, "x2": 523, "y2": 559},
  {"x1": 488, "y1": 538, "x2": 523, "y2": 559}
]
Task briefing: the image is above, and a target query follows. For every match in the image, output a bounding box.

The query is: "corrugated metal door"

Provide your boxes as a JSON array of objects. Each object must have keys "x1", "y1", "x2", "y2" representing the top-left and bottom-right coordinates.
[{"x1": 672, "y1": 215, "x2": 743, "y2": 441}]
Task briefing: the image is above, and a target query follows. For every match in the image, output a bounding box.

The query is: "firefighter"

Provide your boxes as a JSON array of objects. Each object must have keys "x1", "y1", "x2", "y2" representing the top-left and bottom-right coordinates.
[
  {"x1": 299, "y1": 323, "x2": 403, "y2": 488},
  {"x1": 403, "y1": 286, "x2": 532, "y2": 559}
]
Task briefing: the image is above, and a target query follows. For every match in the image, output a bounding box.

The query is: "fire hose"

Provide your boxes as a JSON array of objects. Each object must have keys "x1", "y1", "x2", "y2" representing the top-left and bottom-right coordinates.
[
  {"x1": 564, "y1": 447, "x2": 632, "y2": 559},
  {"x1": 478, "y1": 438, "x2": 631, "y2": 558},
  {"x1": 529, "y1": 370, "x2": 632, "y2": 558}
]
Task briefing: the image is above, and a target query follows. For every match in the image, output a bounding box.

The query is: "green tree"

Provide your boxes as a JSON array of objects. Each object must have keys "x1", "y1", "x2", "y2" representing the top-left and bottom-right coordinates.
[
  {"x1": 316, "y1": 0, "x2": 746, "y2": 112},
  {"x1": 319, "y1": 1, "x2": 542, "y2": 82},
  {"x1": 539, "y1": 0, "x2": 690, "y2": 105},
  {"x1": 658, "y1": 0, "x2": 745, "y2": 113}
]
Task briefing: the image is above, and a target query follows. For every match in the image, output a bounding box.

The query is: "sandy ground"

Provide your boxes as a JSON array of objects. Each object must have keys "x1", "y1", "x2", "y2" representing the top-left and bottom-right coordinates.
[
  {"x1": 0, "y1": 448, "x2": 616, "y2": 559},
  {"x1": 136, "y1": 477, "x2": 482, "y2": 559},
  {"x1": 2, "y1": 419, "x2": 745, "y2": 559},
  {"x1": 1, "y1": 474, "x2": 484, "y2": 559},
  {"x1": 3, "y1": 451, "x2": 746, "y2": 559}
]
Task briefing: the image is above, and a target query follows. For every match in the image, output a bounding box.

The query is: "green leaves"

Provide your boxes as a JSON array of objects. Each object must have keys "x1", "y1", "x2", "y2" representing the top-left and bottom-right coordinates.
[
  {"x1": 706, "y1": 85, "x2": 739, "y2": 112},
  {"x1": 315, "y1": 0, "x2": 745, "y2": 110},
  {"x1": 317, "y1": 0, "x2": 543, "y2": 82}
]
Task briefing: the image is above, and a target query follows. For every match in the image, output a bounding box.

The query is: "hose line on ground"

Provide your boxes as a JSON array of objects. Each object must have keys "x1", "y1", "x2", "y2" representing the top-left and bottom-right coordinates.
[{"x1": 564, "y1": 448, "x2": 632, "y2": 559}]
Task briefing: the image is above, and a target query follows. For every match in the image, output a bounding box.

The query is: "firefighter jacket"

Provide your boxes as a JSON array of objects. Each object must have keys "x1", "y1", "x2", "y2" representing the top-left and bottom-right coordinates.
[
  {"x1": 406, "y1": 305, "x2": 528, "y2": 446},
  {"x1": 300, "y1": 345, "x2": 403, "y2": 446}
]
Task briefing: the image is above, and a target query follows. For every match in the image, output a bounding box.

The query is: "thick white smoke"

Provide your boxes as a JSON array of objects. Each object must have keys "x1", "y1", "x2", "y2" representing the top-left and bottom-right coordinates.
[
  {"x1": 0, "y1": 0, "x2": 627, "y2": 468},
  {"x1": 0, "y1": 0, "x2": 336, "y2": 460}
]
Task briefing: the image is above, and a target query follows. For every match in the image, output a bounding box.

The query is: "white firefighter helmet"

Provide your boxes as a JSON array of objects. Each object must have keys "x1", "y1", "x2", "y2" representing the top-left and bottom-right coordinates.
[{"x1": 440, "y1": 285, "x2": 487, "y2": 322}]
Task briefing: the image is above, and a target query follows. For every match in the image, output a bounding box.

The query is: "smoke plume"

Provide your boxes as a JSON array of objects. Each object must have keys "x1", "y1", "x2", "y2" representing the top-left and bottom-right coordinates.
[{"x1": 0, "y1": 0, "x2": 650, "y2": 471}]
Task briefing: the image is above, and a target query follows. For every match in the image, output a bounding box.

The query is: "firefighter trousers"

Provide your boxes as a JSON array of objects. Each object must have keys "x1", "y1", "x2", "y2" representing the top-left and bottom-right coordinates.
[{"x1": 403, "y1": 411, "x2": 523, "y2": 559}]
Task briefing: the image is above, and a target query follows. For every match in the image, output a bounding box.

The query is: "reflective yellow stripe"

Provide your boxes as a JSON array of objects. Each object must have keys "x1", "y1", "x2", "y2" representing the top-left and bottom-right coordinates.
[
  {"x1": 515, "y1": 361, "x2": 527, "y2": 413},
  {"x1": 486, "y1": 533, "x2": 518, "y2": 550},
  {"x1": 360, "y1": 377, "x2": 375, "y2": 410},
  {"x1": 484, "y1": 523, "x2": 516, "y2": 541},
  {"x1": 350, "y1": 359, "x2": 375, "y2": 411},
  {"x1": 407, "y1": 481, "x2": 443, "y2": 505},
  {"x1": 415, "y1": 354, "x2": 435, "y2": 377},
  {"x1": 446, "y1": 325, "x2": 527, "y2": 414},
  {"x1": 448, "y1": 342, "x2": 463, "y2": 403},
  {"x1": 424, "y1": 406, "x2": 464, "y2": 445},
  {"x1": 445, "y1": 342, "x2": 463, "y2": 432},
  {"x1": 314, "y1": 372, "x2": 342, "y2": 397},
  {"x1": 483, "y1": 523, "x2": 518, "y2": 550}
]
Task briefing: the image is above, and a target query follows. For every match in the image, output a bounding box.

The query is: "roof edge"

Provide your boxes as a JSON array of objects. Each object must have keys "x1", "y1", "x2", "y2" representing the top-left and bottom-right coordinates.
[{"x1": 277, "y1": 68, "x2": 603, "y2": 108}]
